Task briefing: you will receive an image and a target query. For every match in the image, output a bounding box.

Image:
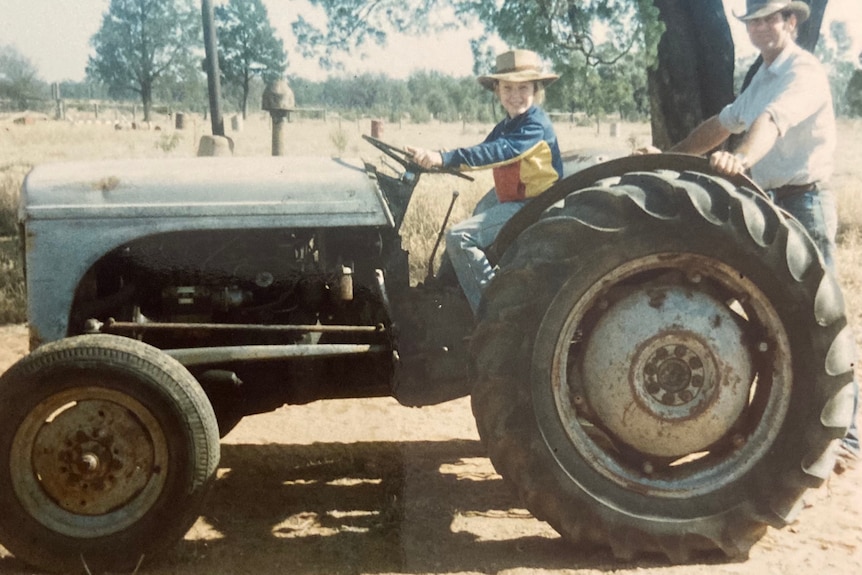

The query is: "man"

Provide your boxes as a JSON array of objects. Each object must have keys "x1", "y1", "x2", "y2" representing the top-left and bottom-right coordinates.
[
  {"x1": 407, "y1": 49, "x2": 562, "y2": 314},
  {"x1": 644, "y1": 0, "x2": 858, "y2": 465}
]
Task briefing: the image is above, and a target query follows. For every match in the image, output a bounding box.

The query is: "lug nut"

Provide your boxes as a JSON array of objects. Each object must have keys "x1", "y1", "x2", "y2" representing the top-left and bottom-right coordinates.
[{"x1": 81, "y1": 453, "x2": 100, "y2": 472}]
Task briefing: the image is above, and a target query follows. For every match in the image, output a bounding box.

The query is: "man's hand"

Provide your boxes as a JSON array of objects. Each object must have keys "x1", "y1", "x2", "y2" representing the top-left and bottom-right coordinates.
[
  {"x1": 406, "y1": 146, "x2": 443, "y2": 169},
  {"x1": 633, "y1": 145, "x2": 662, "y2": 155},
  {"x1": 709, "y1": 150, "x2": 748, "y2": 176}
]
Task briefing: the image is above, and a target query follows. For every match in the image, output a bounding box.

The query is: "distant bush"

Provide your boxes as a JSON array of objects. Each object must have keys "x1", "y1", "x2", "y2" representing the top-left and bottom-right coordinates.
[
  {"x1": 0, "y1": 167, "x2": 26, "y2": 324},
  {"x1": 329, "y1": 126, "x2": 349, "y2": 155},
  {"x1": 0, "y1": 236, "x2": 25, "y2": 324},
  {"x1": 0, "y1": 171, "x2": 20, "y2": 237},
  {"x1": 155, "y1": 132, "x2": 182, "y2": 154}
]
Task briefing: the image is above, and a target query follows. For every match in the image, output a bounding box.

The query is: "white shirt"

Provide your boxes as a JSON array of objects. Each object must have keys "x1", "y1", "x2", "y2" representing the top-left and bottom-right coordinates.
[{"x1": 718, "y1": 42, "x2": 835, "y2": 190}]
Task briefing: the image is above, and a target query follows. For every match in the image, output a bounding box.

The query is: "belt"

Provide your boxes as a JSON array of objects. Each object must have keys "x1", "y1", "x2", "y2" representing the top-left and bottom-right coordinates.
[{"x1": 770, "y1": 182, "x2": 817, "y2": 199}]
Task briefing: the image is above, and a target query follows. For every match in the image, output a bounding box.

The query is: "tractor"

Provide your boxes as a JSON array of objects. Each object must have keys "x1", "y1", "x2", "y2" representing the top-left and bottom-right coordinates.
[{"x1": 0, "y1": 134, "x2": 853, "y2": 572}]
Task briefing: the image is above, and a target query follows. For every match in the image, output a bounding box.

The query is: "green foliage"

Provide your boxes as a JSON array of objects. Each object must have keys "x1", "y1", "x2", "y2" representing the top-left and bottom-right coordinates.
[
  {"x1": 0, "y1": 172, "x2": 20, "y2": 237},
  {"x1": 57, "y1": 81, "x2": 108, "y2": 101},
  {"x1": 292, "y1": 1, "x2": 662, "y2": 77},
  {"x1": 0, "y1": 169, "x2": 25, "y2": 324},
  {"x1": 492, "y1": 1, "x2": 660, "y2": 67},
  {"x1": 87, "y1": 0, "x2": 202, "y2": 121},
  {"x1": 290, "y1": 71, "x2": 497, "y2": 123},
  {"x1": 329, "y1": 126, "x2": 349, "y2": 155},
  {"x1": 216, "y1": 0, "x2": 288, "y2": 118},
  {"x1": 846, "y1": 70, "x2": 862, "y2": 118},
  {"x1": 288, "y1": 1, "x2": 661, "y2": 124},
  {"x1": 61, "y1": 0, "x2": 855, "y2": 127},
  {"x1": 155, "y1": 132, "x2": 183, "y2": 154},
  {"x1": 816, "y1": 21, "x2": 857, "y2": 116},
  {"x1": 293, "y1": 0, "x2": 451, "y2": 71},
  {"x1": 545, "y1": 50, "x2": 649, "y2": 122},
  {"x1": 0, "y1": 236, "x2": 25, "y2": 325},
  {"x1": 0, "y1": 45, "x2": 47, "y2": 109}
]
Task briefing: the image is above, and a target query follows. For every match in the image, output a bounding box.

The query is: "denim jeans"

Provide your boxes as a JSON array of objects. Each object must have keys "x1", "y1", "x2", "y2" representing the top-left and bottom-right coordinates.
[
  {"x1": 446, "y1": 190, "x2": 526, "y2": 314},
  {"x1": 771, "y1": 186, "x2": 859, "y2": 454}
]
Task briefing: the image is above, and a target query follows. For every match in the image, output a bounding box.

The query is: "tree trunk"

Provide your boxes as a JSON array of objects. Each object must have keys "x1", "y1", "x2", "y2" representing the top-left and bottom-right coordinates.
[
  {"x1": 647, "y1": 0, "x2": 735, "y2": 149},
  {"x1": 141, "y1": 80, "x2": 153, "y2": 123},
  {"x1": 798, "y1": 0, "x2": 828, "y2": 52},
  {"x1": 242, "y1": 73, "x2": 250, "y2": 120}
]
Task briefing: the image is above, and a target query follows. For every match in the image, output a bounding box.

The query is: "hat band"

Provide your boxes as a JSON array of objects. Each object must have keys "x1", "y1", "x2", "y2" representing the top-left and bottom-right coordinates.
[{"x1": 497, "y1": 65, "x2": 542, "y2": 74}]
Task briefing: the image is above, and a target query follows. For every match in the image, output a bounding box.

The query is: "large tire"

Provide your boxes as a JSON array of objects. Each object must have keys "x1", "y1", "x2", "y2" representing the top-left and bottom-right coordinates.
[
  {"x1": 471, "y1": 169, "x2": 855, "y2": 561},
  {"x1": 0, "y1": 334, "x2": 220, "y2": 573}
]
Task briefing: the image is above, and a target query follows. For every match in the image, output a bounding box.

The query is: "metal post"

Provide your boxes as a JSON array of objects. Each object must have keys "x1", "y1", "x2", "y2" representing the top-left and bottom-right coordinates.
[
  {"x1": 201, "y1": 0, "x2": 224, "y2": 137},
  {"x1": 271, "y1": 112, "x2": 287, "y2": 156},
  {"x1": 262, "y1": 80, "x2": 295, "y2": 156}
]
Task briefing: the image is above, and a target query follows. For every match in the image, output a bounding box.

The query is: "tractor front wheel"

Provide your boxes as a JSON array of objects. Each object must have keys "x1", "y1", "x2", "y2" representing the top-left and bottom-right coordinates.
[{"x1": 0, "y1": 334, "x2": 220, "y2": 573}]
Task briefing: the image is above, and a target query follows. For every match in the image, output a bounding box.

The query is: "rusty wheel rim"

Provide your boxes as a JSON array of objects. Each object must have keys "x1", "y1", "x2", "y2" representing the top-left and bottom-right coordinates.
[
  {"x1": 543, "y1": 253, "x2": 792, "y2": 498},
  {"x1": 11, "y1": 386, "x2": 169, "y2": 537}
]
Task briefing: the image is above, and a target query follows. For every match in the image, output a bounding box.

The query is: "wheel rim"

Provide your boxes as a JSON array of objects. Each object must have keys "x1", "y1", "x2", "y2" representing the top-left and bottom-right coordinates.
[
  {"x1": 541, "y1": 253, "x2": 792, "y2": 499},
  {"x1": 11, "y1": 386, "x2": 169, "y2": 537}
]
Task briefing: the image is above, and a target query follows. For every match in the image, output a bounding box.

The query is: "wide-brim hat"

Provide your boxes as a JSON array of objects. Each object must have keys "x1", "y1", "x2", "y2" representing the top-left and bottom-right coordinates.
[
  {"x1": 734, "y1": 0, "x2": 810, "y2": 23},
  {"x1": 477, "y1": 50, "x2": 559, "y2": 92}
]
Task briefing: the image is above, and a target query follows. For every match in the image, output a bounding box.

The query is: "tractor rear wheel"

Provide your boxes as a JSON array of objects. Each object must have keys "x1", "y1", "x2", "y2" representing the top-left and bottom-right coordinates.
[{"x1": 471, "y1": 169, "x2": 855, "y2": 561}]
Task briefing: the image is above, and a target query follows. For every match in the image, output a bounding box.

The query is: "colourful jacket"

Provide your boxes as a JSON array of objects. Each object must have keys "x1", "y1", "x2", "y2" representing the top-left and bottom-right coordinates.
[{"x1": 440, "y1": 106, "x2": 563, "y2": 203}]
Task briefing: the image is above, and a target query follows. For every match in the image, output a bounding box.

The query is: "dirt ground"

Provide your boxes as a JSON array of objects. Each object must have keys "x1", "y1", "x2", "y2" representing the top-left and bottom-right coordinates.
[{"x1": 0, "y1": 323, "x2": 859, "y2": 575}]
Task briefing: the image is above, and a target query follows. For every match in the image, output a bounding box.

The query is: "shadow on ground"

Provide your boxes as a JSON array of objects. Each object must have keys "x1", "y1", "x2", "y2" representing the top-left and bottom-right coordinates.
[{"x1": 0, "y1": 439, "x2": 732, "y2": 574}]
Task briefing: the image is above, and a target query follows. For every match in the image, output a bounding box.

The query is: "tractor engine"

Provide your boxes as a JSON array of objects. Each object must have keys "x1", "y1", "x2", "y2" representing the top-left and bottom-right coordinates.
[{"x1": 72, "y1": 227, "x2": 397, "y2": 349}]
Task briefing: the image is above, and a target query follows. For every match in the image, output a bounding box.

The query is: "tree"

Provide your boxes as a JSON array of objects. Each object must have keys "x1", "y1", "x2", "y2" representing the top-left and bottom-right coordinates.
[
  {"x1": 812, "y1": 20, "x2": 854, "y2": 116},
  {"x1": 293, "y1": 0, "x2": 451, "y2": 71},
  {"x1": 846, "y1": 62, "x2": 862, "y2": 117},
  {"x1": 291, "y1": 1, "x2": 665, "y2": 130},
  {"x1": 215, "y1": 0, "x2": 287, "y2": 119},
  {"x1": 0, "y1": 45, "x2": 46, "y2": 110},
  {"x1": 798, "y1": 0, "x2": 829, "y2": 52},
  {"x1": 292, "y1": 0, "x2": 833, "y2": 141},
  {"x1": 647, "y1": 0, "x2": 734, "y2": 149},
  {"x1": 87, "y1": 0, "x2": 201, "y2": 122},
  {"x1": 295, "y1": 1, "x2": 663, "y2": 78}
]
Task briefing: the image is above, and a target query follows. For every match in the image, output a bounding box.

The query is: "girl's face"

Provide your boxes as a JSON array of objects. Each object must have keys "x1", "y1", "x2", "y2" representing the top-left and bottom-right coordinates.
[{"x1": 496, "y1": 80, "x2": 536, "y2": 117}]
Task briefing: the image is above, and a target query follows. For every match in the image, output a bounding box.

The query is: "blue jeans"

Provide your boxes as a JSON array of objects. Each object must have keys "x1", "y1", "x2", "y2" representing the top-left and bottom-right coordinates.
[
  {"x1": 771, "y1": 186, "x2": 859, "y2": 454},
  {"x1": 446, "y1": 190, "x2": 526, "y2": 314}
]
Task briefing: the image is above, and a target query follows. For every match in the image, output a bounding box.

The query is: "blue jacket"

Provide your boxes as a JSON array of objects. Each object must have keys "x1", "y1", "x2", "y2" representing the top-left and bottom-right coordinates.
[{"x1": 440, "y1": 106, "x2": 562, "y2": 202}]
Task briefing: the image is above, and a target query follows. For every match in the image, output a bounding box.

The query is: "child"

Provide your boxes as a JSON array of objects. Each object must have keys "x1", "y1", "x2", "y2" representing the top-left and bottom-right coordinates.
[{"x1": 407, "y1": 49, "x2": 562, "y2": 314}]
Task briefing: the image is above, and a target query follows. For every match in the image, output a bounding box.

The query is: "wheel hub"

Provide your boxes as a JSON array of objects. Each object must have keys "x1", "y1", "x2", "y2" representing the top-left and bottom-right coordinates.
[
  {"x1": 637, "y1": 338, "x2": 715, "y2": 420},
  {"x1": 31, "y1": 399, "x2": 156, "y2": 516},
  {"x1": 580, "y1": 285, "x2": 753, "y2": 458}
]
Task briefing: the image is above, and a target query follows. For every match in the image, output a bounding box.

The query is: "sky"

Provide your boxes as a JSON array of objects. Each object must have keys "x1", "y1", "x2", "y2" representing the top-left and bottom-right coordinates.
[{"x1": 0, "y1": 0, "x2": 860, "y2": 84}]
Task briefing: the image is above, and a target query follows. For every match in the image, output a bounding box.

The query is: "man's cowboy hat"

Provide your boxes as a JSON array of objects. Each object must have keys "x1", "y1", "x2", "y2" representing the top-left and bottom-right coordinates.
[
  {"x1": 734, "y1": 0, "x2": 810, "y2": 23},
  {"x1": 477, "y1": 50, "x2": 559, "y2": 91}
]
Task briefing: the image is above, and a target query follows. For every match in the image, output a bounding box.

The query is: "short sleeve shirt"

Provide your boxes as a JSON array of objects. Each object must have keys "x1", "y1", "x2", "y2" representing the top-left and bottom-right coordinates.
[{"x1": 718, "y1": 43, "x2": 835, "y2": 190}]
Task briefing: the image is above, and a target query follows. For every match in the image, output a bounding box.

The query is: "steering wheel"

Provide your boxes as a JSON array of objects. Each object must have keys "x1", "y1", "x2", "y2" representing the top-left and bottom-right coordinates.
[{"x1": 362, "y1": 134, "x2": 474, "y2": 182}]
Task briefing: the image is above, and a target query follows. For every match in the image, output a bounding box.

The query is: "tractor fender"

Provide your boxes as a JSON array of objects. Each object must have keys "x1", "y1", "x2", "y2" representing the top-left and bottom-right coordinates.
[{"x1": 487, "y1": 153, "x2": 761, "y2": 265}]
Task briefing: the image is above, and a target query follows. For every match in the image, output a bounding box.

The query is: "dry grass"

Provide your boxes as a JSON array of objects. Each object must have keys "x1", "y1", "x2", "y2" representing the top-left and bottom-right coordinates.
[{"x1": 1, "y1": 114, "x2": 860, "y2": 325}]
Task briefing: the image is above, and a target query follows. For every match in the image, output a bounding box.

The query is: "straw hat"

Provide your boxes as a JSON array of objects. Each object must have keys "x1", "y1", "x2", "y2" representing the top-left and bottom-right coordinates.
[
  {"x1": 477, "y1": 50, "x2": 559, "y2": 92},
  {"x1": 734, "y1": 0, "x2": 810, "y2": 23}
]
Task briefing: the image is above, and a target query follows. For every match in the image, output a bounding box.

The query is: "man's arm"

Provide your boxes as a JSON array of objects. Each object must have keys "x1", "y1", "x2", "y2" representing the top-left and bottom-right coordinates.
[
  {"x1": 636, "y1": 115, "x2": 729, "y2": 156},
  {"x1": 709, "y1": 112, "x2": 780, "y2": 176},
  {"x1": 668, "y1": 115, "x2": 731, "y2": 155}
]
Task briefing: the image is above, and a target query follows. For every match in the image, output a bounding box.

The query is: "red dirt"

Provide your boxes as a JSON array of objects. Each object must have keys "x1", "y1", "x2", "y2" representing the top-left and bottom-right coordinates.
[{"x1": 0, "y1": 323, "x2": 858, "y2": 575}]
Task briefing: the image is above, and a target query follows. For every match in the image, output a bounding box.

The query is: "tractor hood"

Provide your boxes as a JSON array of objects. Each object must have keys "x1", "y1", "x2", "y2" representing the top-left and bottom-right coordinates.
[{"x1": 20, "y1": 155, "x2": 393, "y2": 228}]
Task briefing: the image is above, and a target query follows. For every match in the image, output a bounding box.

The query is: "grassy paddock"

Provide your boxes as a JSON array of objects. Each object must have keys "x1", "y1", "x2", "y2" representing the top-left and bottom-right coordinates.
[{"x1": 1, "y1": 115, "x2": 861, "y2": 326}]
